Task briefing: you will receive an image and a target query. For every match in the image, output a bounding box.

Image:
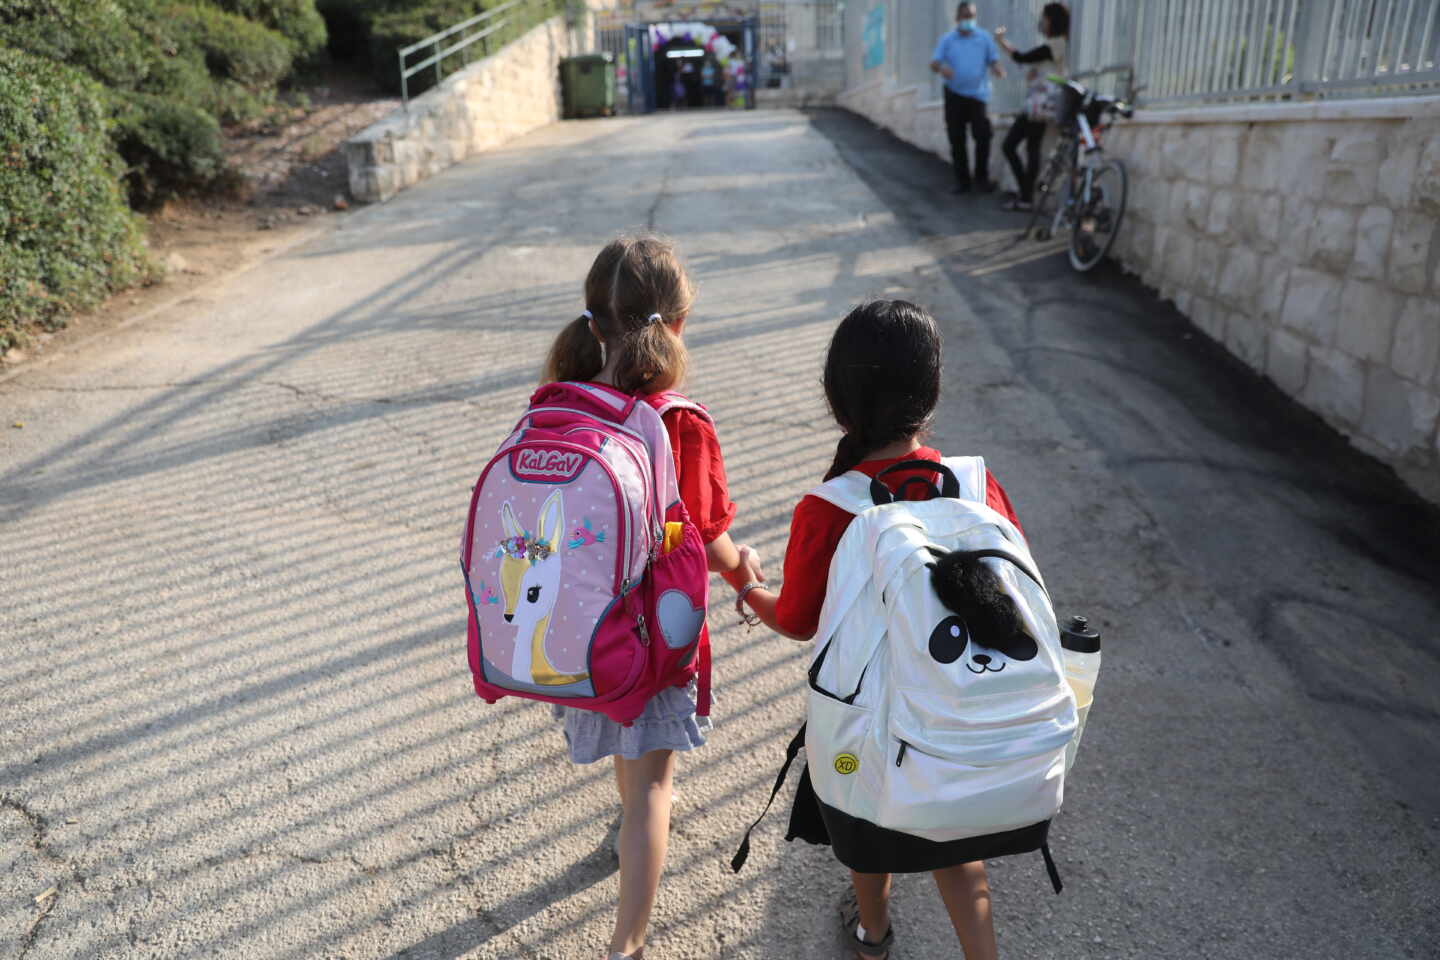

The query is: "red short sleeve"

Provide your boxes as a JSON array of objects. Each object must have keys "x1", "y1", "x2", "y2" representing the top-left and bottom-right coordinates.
[
  {"x1": 772, "y1": 457, "x2": 1026, "y2": 640},
  {"x1": 985, "y1": 470, "x2": 1025, "y2": 540},
  {"x1": 663, "y1": 408, "x2": 737, "y2": 544},
  {"x1": 774, "y1": 495, "x2": 852, "y2": 639}
]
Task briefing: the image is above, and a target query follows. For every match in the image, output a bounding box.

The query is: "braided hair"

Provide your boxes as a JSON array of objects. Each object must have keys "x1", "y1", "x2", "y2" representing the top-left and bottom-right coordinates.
[{"x1": 822, "y1": 300, "x2": 942, "y2": 480}]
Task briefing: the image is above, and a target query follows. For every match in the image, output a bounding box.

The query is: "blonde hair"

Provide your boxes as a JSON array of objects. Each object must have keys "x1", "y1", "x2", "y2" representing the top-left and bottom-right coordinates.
[{"x1": 543, "y1": 234, "x2": 694, "y2": 394}]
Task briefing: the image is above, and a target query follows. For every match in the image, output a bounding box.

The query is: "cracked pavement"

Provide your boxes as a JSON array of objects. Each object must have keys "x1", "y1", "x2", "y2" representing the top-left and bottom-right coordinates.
[{"x1": 3, "y1": 110, "x2": 1439, "y2": 959}]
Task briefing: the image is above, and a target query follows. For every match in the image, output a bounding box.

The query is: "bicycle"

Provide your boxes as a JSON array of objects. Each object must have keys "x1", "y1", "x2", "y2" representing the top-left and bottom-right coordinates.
[{"x1": 1022, "y1": 76, "x2": 1134, "y2": 273}]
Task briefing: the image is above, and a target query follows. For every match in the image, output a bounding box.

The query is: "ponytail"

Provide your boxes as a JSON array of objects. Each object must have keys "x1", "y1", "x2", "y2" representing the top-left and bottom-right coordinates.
[
  {"x1": 611, "y1": 315, "x2": 688, "y2": 394},
  {"x1": 824, "y1": 431, "x2": 870, "y2": 481},
  {"x1": 541, "y1": 314, "x2": 604, "y2": 384},
  {"x1": 603, "y1": 235, "x2": 693, "y2": 394},
  {"x1": 551, "y1": 234, "x2": 694, "y2": 393}
]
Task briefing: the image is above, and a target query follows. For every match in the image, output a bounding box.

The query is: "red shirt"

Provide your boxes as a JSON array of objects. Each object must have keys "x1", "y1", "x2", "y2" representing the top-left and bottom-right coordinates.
[
  {"x1": 774, "y1": 447, "x2": 1024, "y2": 638},
  {"x1": 658, "y1": 405, "x2": 737, "y2": 544}
]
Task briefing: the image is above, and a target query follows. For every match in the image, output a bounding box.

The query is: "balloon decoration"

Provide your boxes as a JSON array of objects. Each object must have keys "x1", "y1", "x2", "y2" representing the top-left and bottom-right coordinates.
[{"x1": 649, "y1": 21, "x2": 739, "y2": 64}]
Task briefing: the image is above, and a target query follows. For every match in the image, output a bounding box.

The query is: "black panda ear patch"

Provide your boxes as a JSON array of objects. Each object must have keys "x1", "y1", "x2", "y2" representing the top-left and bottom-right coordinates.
[{"x1": 930, "y1": 552, "x2": 1039, "y2": 662}]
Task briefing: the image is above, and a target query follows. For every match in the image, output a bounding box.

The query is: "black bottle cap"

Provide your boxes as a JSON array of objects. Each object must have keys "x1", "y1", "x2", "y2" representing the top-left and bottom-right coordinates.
[{"x1": 1059, "y1": 615, "x2": 1101, "y2": 653}]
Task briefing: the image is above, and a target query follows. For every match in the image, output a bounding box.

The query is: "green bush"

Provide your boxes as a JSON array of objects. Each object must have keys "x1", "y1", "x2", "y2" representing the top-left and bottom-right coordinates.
[
  {"x1": 172, "y1": 4, "x2": 295, "y2": 88},
  {"x1": 317, "y1": 0, "x2": 563, "y2": 94},
  {"x1": 204, "y1": 0, "x2": 328, "y2": 60},
  {"x1": 0, "y1": 0, "x2": 153, "y2": 90},
  {"x1": 0, "y1": 48, "x2": 152, "y2": 348},
  {"x1": 0, "y1": 0, "x2": 297, "y2": 204},
  {"x1": 110, "y1": 93, "x2": 224, "y2": 207},
  {"x1": 367, "y1": 1, "x2": 490, "y2": 92},
  {"x1": 162, "y1": 2, "x2": 296, "y2": 128}
]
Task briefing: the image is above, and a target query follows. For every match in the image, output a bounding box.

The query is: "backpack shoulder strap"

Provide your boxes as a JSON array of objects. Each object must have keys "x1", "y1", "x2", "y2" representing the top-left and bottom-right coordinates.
[
  {"x1": 941, "y1": 455, "x2": 987, "y2": 503},
  {"x1": 646, "y1": 391, "x2": 713, "y2": 424},
  {"x1": 533, "y1": 381, "x2": 638, "y2": 421},
  {"x1": 811, "y1": 457, "x2": 986, "y2": 514},
  {"x1": 731, "y1": 723, "x2": 806, "y2": 873},
  {"x1": 806, "y1": 471, "x2": 874, "y2": 515}
]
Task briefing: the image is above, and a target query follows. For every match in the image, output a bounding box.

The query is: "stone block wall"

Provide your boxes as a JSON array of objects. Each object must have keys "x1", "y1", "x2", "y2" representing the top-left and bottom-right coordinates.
[
  {"x1": 346, "y1": 14, "x2": 579, "y2": 204},
  {"x1": 1105, "y1": 99, "x2": 1440, "y2": 501}
]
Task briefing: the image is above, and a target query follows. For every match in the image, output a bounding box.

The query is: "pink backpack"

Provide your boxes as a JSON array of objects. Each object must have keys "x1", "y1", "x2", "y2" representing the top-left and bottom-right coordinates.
[{"x1": 461, "y1": 382, "x2": 711, "y2": 724}]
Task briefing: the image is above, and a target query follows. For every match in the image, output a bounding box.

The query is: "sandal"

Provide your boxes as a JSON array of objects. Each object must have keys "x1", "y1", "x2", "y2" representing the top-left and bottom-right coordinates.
[{"x1": 839, "y1": 891, "x2": 895, "y2": 960}]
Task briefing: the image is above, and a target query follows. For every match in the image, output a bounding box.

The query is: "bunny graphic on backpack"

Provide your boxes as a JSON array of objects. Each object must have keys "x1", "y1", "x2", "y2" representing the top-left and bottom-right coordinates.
[
  {"x1": 735, "y1": 457, "x2": 1080, "y2": 890},
  {"x1": 460, "y1": 381, "x2": 711, "y2": 723}
]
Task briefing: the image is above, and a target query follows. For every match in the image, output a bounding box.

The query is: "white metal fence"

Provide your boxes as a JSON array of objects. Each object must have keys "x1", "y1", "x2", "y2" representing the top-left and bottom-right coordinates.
[
  {"x1": 840, "y1": 0, "x2": 1438, "y2": 110},
  {"x1": 1079, "y1": 0, "x2": 1440, "y2": 105}
]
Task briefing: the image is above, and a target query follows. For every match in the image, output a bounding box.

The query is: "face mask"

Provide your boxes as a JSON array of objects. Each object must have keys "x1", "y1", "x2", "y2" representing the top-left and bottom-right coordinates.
[{"x1": 958, "y1": 18, "x2": 978, "y2": 31}]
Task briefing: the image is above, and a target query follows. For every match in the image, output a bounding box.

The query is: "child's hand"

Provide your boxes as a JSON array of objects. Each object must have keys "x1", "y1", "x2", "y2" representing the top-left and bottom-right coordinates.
[{"x1": 737, "y1": 544, "x2": 766, "y2": 584}]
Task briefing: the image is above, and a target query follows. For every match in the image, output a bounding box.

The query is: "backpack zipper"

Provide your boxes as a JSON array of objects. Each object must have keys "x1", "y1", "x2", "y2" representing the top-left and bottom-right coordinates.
[{"x1": 895, "y1": 739, "x2": 910, "y2": 767}]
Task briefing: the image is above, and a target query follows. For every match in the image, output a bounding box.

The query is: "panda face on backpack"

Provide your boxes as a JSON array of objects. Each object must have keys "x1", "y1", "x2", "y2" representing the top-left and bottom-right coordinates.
[
  {"x1": 929, "y1": 617, "x2": 1035, "y2": 672},
  {"x1": 925, "y1": 548, "x2": 1041, "y2": 673}
]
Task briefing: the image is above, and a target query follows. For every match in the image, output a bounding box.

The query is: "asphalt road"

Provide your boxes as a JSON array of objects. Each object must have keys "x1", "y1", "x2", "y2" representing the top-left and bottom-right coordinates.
[{"x1": 3, "y1": 109, "x2": 1437, "y2": 960}]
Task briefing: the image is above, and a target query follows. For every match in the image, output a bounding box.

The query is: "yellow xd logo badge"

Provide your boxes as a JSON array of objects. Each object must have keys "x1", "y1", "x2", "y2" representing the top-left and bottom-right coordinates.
[{"x1": 833, "y1": 753, "x2": 859, "y2": 775}]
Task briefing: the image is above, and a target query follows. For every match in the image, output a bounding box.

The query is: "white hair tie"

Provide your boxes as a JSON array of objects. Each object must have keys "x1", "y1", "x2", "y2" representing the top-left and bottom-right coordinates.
[
  {"x1": 581, "y1": 309, "x2": 594, "y2": 320},
  {"x1": 648, "y1": 313, "x2": 663, "y2": 325}
]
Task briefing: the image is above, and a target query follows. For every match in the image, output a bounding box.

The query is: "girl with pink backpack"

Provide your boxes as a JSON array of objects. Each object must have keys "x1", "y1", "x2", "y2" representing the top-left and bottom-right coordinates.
[{"x1": 462, "y1": 234, "x2": 761, "y2": 960}]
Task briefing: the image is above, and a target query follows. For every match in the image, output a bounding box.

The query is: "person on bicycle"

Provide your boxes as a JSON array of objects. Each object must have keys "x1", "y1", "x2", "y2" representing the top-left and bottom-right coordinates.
[
  {"x1": 930, "y1": 3, "x2": 1006, "y2": 195},
  {"x1": 995, "y1": 3, "x2": 1070, "y2": 212}
]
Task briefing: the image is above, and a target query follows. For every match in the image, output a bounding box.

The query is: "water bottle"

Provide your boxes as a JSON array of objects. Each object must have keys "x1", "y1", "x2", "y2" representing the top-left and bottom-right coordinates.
[{"x1": 1059, "y1": 615, "x2": 1102, "y2": 773}]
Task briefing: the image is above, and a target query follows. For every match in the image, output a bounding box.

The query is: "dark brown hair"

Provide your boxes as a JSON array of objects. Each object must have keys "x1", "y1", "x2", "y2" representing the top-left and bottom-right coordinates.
[
  {"x1": 1042, "y1": 2, "x2": 1070, "y2": 37},
  {"x1": 822, "y1": 300, "x2": 942, "y2": 480},
  {"x1": 542, "y1": 234, "x2": 694, "y2": 394}
]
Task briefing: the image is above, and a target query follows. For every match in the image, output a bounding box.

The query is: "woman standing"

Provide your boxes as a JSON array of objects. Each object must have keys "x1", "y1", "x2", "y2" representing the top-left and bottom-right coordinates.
[{"x1": 995, "y1": 3, "x2": 1069, "y2": 212}]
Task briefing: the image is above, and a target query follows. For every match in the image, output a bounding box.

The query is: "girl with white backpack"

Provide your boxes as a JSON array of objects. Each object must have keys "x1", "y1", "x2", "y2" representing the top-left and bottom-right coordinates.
[{"x1": 734, "y1": 301, "x2": 1076, "y2": 960}]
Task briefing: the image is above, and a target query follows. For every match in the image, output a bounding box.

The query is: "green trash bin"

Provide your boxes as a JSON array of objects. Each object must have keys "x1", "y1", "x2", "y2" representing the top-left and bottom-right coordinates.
[{"x1": 561, "y1": 53, "x2": 616, "y2": 119}]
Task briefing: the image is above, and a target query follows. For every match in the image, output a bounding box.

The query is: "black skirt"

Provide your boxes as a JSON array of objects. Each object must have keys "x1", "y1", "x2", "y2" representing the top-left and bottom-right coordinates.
[
  {"x1": 733, "y1": 725, "x2": 1060, "y2": 891},
  {"x1": 785, "y1": 759, "x2": 1057, "y2": 882}
]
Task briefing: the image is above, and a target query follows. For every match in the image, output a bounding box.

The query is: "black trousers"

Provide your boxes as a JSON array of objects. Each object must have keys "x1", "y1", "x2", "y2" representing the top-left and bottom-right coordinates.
[
  {"x1": 1003, "y1": 115, "x2": 1047, "y2": 201},
  {"x1": 943, "y1": 89, "x2": 992, "y2": 186}
]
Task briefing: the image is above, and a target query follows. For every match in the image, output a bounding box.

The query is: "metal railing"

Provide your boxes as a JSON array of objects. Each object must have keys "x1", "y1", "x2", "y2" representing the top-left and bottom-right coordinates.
[
  {"x1": 397, "y1": 0, "x2": 563, "y2": 108},
  {"x1": 1101, "y1": 0, "x2": 1440, "y2": 106},
  {"x1": 838, "y1": 0, "x2": 1438, "y2": 111}
]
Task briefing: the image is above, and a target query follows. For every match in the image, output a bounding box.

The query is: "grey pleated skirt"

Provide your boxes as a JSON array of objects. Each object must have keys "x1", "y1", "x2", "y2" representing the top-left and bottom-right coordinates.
[{"x1": 553, "y1": 681, "x2": 713, "y2": 764}]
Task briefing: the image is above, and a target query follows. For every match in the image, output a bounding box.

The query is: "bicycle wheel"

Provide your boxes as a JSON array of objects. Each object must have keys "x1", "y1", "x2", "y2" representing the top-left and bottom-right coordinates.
[{"x1": 1068, "y1": 157, "x2": 1127, "y2": 272}]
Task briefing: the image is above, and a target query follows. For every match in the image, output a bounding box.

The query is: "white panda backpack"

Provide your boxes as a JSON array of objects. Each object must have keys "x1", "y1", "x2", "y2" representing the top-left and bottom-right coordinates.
[{"x1": 734, "y1": 457, "x2": 1077, "y2": 891}]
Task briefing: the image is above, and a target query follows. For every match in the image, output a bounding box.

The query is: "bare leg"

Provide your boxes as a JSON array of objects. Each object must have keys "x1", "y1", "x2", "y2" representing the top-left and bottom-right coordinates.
[
  {"x1": 849, "y1": 871, "x2": 892, "y2": 942},
  {"x1": 933, "y1": 861, "x2": 997, "y2": 960},
  {"x1": 608, "y1": 749, "x2": 676, "y2": 958},
  {"x1": 613, "y1": 755, "x2": 627, "y2": 806}
]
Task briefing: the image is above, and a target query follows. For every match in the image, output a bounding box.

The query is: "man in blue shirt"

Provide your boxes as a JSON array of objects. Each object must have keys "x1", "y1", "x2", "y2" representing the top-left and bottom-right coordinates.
[{"x1": 931, "y1": 2, "x2": 1006, "y2": 193}]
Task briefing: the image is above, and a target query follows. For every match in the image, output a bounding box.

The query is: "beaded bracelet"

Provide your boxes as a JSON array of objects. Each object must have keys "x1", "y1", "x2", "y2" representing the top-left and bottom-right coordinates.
[{"x1": 734, "y1": 582, "x2": 763, "y2": 627}]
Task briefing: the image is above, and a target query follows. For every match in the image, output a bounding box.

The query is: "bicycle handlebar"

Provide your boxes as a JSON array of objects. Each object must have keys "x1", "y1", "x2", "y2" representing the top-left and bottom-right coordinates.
[{"x1": 1047, "y1": 74, "x2": 1137, "y2": 118}]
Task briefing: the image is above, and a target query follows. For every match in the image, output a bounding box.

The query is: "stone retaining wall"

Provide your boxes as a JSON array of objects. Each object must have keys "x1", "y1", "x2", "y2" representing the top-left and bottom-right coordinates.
[
  {"x1": 345, "y1": 14, "x2": 579, "y2": 204},
  {"x1": 1104, "y1": 100, "x2": 1440, "y2": 501},
  {"x1": 839, "y1": 77, "x2": 1440, "y2": 500}
]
